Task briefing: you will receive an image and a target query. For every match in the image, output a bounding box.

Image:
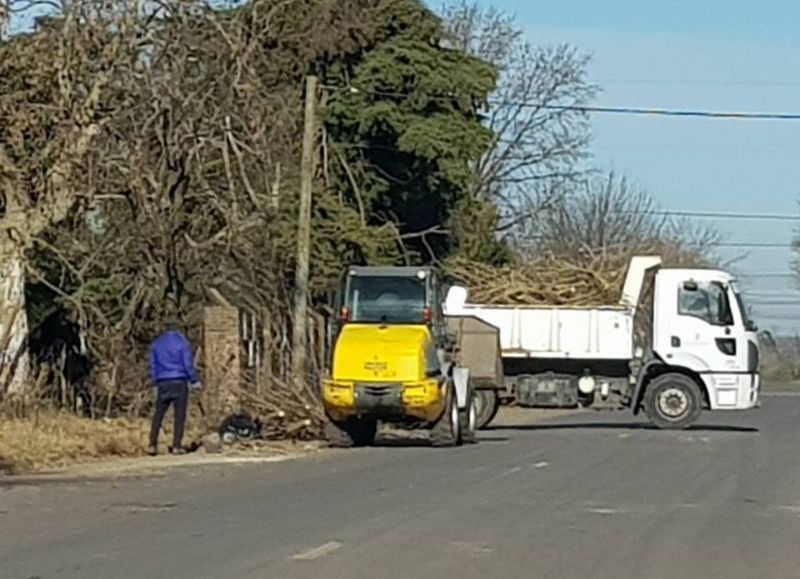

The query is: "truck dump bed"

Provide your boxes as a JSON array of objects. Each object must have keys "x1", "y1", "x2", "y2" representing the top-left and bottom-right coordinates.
[
  {"x1": 445, "y1": 303, "x2": 634, "y2": 360},
  {"x1": 443, "y1": 256, "x2": 662, "y2": 362}
]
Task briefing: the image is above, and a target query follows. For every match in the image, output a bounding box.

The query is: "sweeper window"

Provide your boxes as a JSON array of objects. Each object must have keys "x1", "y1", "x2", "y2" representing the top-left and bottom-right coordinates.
[{"x1": 346, "y1": 276, "x2": 426, "y2": 324}]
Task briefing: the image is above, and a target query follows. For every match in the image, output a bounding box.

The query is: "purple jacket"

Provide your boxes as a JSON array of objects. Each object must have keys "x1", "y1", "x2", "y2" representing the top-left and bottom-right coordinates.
[{"x1": 149, "y1": 330, "x2": 198, "y2": 384}]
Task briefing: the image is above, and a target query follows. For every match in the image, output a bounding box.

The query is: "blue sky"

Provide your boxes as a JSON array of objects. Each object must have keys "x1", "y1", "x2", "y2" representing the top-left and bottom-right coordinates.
[{"x1": 473, "y1": 0, "x2": 800, "y2": 334}]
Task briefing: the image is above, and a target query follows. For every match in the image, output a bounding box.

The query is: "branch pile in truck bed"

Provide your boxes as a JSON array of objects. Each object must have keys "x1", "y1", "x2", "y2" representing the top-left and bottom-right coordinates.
[{"x1": 445, "y1": 256, "x2": 628, "y2": 306}]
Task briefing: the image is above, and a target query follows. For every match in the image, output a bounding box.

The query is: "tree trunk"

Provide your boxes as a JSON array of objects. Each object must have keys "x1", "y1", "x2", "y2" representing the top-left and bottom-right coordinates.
[{"x1": 0, "y1": 242, "x2": 30, "y2": 395}]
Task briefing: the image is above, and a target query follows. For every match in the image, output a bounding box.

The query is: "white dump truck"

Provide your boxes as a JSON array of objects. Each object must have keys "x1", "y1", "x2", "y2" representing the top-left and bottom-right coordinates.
[{"x1": 444, "y1": 256, "x2": 761, "y2": 429}]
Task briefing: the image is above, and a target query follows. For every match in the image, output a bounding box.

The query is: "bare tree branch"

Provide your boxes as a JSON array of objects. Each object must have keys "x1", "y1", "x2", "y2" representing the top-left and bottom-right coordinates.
[{"x1": 443, "y1": 2, "x2": 598, "y2": 232}]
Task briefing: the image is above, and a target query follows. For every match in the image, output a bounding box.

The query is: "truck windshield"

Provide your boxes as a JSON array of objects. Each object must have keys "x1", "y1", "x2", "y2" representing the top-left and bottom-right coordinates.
[
  {"x1": 346, "y1": 276, "x2": 426, "y2": 323},
  {"x1": 678, "y1": 281, "x2": 734, "y2": 326},
  {"x1": 730, "y1": 283, "x2": 756, "y2": 331}
]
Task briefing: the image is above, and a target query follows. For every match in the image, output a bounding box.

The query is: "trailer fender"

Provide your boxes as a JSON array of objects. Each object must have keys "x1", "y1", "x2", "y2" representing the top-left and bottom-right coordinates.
[
  {"x1": 452, "y1": 366, "x2": 470, "y2": 410},
  {"x1": 632, "y1": 362, "x2": 710, "y2": 415},
  {"x1": 631, "y1": 360, "x2": 661, "y2": 416}
]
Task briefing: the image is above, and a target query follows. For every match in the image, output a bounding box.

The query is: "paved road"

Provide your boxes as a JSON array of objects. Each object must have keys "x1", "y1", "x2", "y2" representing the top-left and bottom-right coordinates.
[{"x1": 2, "y1": 394, "x2": 799, "y2": 579}]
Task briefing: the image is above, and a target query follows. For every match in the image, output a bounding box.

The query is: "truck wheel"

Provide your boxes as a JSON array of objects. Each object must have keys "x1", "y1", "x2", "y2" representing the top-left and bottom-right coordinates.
[
  {"x1": 325, "y1": 418, "x2": 377, "y2": 448},
  {"x1": 643, "y1": 373, "x2": 703, "y2": 430},
  {"x1": 351, "y1": 419, "x2": 378, "y2": 446},
  {"x1": 475, "y1": 389, "x2": 500, "y2": 429},
  {"x1": 325, "y1": 419, "x2": 354, "y2": 448},
  {"x1": 458, "y1": 388, "x2": 478, "y2": 444},
  {"x1": 431, "y1": 385, "x2": 461, "y2": 447}
]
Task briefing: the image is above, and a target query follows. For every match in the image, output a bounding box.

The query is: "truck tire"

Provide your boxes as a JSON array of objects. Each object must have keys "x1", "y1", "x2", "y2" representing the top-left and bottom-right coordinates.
[
  {"x1": 325, "y1": 418, "x2": 377, "y2": 448},
  {"x1": 458, "y1": 387, "x2": 478, "y2": 444},
  {"x1": 475, "y1": 389, "x2": 500, "y2": 429},
  {"x1": 430, "y1": 385, "x2": 461, "y2": 447},
  {"x1": 643, "y1": 373, "x2": 703, "y2": 430}
]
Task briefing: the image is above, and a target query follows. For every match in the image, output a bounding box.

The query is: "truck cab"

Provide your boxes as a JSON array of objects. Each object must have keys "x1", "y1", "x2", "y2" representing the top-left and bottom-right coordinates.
[{"x1": 646, "y1": 268, "x2": 760, "y2": 414}]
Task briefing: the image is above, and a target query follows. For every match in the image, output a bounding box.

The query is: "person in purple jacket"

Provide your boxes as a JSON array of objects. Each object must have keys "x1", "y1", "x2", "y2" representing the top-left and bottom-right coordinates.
[{"x1": 147, "y1": 317, "x2": 201, "y2": 456}]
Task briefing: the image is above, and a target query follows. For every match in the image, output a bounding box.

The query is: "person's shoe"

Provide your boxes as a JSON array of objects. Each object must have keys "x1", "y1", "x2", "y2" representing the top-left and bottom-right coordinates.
[
  {"x1": 147, "y1": 445, "x2": 158, "y2": 457},
  {"x1": 168, "y1": 446, "x2": 187, "y2": 455}
]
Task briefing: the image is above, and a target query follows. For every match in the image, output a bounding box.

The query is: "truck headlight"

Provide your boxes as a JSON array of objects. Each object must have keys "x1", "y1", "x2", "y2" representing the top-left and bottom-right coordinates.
[{"x1": 578, "y1": 376, "x2": 596, "y2": 395}]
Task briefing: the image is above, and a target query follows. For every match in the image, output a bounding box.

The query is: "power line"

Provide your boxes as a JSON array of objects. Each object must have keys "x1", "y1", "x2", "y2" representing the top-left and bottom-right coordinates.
[
  {"x1": 519, "y1": 232, "x2": 792, "y2": 249},
  {"x1": 356, "y1": 89, "x2": 800, "y2": 122},
  {"x1": 711, "y1": 242, "x2": 792, "y2": 248},
  {"x1": 524, "y1": 239, "x2": 791, "y2": 250},
  {"x1": 502, "y1": 103, "x2": 800, "y2": 121},
  {"x1": 595, "y1": 78, "x2": 800, "y2": 88},
  {"x1": 637, "y1": 210, "x2": 800, "y2": 222}
]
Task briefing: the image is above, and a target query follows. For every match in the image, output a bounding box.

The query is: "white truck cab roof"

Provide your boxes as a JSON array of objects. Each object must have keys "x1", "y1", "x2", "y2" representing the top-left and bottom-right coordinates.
[{"x1": 656, "y1": 267, "x2": 736, "y2": 286}]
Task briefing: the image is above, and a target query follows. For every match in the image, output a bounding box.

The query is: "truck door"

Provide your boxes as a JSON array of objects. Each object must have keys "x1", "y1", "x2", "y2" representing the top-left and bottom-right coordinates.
[{"x1": 658, "y1": 279, "x2": 747, "y2": 373}]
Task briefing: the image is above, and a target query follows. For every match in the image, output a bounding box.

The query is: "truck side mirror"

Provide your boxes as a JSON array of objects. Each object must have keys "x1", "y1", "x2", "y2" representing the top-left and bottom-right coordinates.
[{"x1": 445, "y1": 285, "x2": 468, "y2": 312}]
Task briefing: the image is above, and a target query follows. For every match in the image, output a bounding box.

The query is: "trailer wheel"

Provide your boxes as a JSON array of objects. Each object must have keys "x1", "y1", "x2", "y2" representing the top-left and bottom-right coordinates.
[
  {"x1": 431, "y1": 385, "x2": 461, "y2": 447},
  {"x1": 458, "y1": 387, "x2": 478, "y2": 444},
  {"x1": 475, "y1": 389, "x2": 500, "y2": 429},
  {"x1": 643, "y1": 373, "x2": 703, "y2": 430},
  {"x1": 325, "y1": 418, "x2": 377, "y2": 448}
]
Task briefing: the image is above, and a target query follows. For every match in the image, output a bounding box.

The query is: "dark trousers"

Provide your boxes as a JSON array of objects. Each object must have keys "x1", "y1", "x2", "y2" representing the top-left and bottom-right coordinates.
[{"x1": 149, "y1": 380, "x2": 189, "y2": 448}]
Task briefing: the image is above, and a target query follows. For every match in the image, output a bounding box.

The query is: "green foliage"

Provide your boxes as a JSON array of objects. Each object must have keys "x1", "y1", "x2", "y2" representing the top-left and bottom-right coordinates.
[
  {"x1": 311, "y1": 187, "x2": 402, "y2": 292},
  {"x1": 323, "y1": 0, "x2": 496, "y2": 261},
  {"x1": 449, "y1": 199, "x2": 512, "y2": 265}
]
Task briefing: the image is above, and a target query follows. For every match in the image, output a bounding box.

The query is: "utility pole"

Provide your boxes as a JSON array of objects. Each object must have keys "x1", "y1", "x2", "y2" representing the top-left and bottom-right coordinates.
[{"x1": 291, "y1": 75, "x2": 319, "y2": 388}]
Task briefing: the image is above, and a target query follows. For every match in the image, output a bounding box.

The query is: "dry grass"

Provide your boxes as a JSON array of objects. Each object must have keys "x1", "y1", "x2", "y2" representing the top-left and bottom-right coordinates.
[
  {"x1": 0, "y1": 378, "x2": 325, "y2": 474},
  {"x1": 0, "y1": 410, "x2": 205, "y2": 474}
]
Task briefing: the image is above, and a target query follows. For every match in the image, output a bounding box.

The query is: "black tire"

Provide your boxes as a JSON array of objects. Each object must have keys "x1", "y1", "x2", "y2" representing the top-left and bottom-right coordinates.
[
  {"x1": 325, "y1": 418, "x2": 377, "y2": 448},
  {"x1": 430, "y1": 384, "x2": 461, "y2": 447},
  {"x1": 475, "y1": 388, "x2": 500, "y2": 429},
  {"x1": 325, "y1": 419, "x2": 354, "y2": 448},
  {"x1": 458, "y1": 387, "x2": 478, "y2": 444},
  {"x1": 643, "y1": 373, "x2": 703, "y2": 430},
  {"x1": 352, "y1": 419, "x2": 377, "y2": 446}
]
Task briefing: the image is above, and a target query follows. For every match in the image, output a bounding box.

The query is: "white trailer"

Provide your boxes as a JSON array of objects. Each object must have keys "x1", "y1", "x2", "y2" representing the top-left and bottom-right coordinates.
[{"x1": 444, "y1": 256, "x2": 761, "y2": 429}]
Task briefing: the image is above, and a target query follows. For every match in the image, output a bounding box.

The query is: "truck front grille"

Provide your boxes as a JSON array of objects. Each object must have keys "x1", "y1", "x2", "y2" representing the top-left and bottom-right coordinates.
[{"x1": 353, "y1": 383, "x2": 404, "y2": 416}]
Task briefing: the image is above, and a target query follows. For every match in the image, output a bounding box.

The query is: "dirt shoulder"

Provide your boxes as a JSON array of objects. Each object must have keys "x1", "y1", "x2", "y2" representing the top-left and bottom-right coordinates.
[
  {"x1": 491, "y1": 405, "x2": 583, "y2": 427},
  {"x1": 1, "y1": 405, "x2": 579, "y2": 481},
  {"x1": 0, "y1": 411, "x2": 321, "y2": 477},
  {"x1": 0, "y1": 440, "x2": 325, "y2": 485},
  {"x1": 761, "y1": 380, "x2": 800, "y2": 393},
  {"x1": 57, "y1": 440, "x2": 325, "y2": 478}
]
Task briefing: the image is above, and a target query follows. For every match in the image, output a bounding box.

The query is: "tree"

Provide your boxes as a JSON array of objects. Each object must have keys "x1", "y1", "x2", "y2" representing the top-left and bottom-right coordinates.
[
  {"x1": 0, "y1": 0, "x2": 146, "y2": 394},
  {"x1": 520, "y1": 172, "x2": 720, "y2": 266},
  {"x1": 442, "y1": 1, "x2": 598, "y2": 235},
  {"x1": 323, "y1": 0, "x2": 497, "y2": 262},
  {"x1": 26, "y1": 0, "x2": 361, "y2": 407}
]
